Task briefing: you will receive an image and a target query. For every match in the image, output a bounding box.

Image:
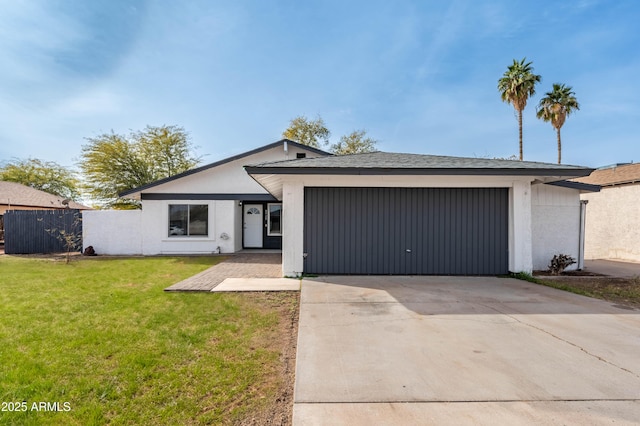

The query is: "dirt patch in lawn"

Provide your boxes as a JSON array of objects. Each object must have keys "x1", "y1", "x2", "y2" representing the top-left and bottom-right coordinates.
[
  {"x1": 236, "y1": 292, "x2": 300, "y2": 426},
  {"x1": 534, "y1": 269, "x2": 605, "y2": 277},
  {"x1": 534, "y1": 275, "x2": 640, "y2": 310}
]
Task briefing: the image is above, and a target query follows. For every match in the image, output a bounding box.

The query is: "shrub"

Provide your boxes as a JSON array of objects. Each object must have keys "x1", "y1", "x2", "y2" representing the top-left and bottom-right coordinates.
[{"x1": 548, "y1": 254, "x2": 576, "y2": 275}]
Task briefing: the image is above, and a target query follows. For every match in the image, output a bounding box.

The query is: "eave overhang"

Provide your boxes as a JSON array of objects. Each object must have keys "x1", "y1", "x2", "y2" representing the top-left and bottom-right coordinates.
[{"x1": 246, "y1": 167, "x2": 595, "y2": 201}]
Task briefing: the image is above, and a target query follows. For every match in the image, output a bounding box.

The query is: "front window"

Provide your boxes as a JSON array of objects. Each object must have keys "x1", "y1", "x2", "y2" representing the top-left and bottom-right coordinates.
[
  {"x1": 169, "y1": 204, "x2": 208, "y2": 237},
  {"x1": 267, "y1": 203, "x2": 282, "y2": 236}
]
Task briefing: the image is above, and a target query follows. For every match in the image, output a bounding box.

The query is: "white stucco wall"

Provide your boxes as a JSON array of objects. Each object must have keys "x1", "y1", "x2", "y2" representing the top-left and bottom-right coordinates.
[
  {"x1": 276, "y1": 174, "x2": 537, "y2": 276},
  {"x1": 84, "y1": 200, "x2": 239, "y2": 256},
  {"x1": 233, "y1": 202, "x2": 243, "y2": 252},
  {"x1": 581, "y1": 184, "x2": 640, "y2": 262},
  {"x1": 282, "y1": 181, "x2": 305, "y2": 276},
  {"x1": 141, "y1": 199, "x2": 237, "y2": 255},
  {"x1": 510, "y1": 181, "x2": 533, "y2": 273},
  {"x1": 531, "y1": 184, "x2": 581, "y2": 271},
  {"x1": 83, "y1": 210, "x2": 143, "y2": 255}
]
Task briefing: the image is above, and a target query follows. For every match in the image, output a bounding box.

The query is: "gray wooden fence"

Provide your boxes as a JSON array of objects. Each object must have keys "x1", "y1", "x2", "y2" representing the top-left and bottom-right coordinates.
[{"x1": 4, "y1": 210, "x2": 82, "y2": 254}]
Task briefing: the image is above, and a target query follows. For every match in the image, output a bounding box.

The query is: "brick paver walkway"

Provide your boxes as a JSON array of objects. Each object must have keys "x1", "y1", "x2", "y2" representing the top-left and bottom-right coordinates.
[{"x1": 165, "y1": 252, "x2": 282, "y2": 291}]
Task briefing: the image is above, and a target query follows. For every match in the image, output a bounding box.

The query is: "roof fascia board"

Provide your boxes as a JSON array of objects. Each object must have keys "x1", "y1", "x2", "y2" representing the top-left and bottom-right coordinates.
[
  {"x1": 547, "y1": 180, "x2": 601, "y2": 192},
  {"x1": 141, "y1": 193, "x2": 277, "y2": 201},
  {"x1": 244, "y1": 166, "x2": 594, "y2": 178}
]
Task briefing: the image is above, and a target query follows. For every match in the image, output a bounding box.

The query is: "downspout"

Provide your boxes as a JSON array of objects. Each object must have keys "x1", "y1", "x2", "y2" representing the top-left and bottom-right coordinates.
[{"x1": 578, "y1": 200, "x2": 588, "y2": 270}]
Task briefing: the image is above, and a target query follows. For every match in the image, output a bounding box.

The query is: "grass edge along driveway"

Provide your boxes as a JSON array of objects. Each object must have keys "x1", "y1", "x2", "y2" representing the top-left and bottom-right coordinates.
[{"x1": 0, "y1": 256, "x2": 297, "y2": 425}]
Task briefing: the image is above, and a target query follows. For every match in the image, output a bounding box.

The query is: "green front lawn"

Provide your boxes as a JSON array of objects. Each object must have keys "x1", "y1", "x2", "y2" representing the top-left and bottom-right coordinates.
[{"x1": 0, "y1": 256, "x2": 294, "y2": 425}]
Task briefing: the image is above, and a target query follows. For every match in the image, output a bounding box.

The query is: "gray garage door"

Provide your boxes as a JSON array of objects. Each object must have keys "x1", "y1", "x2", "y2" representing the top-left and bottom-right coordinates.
[{"x1": 303, "y1": 187, "x2": 509, "y2": 275}]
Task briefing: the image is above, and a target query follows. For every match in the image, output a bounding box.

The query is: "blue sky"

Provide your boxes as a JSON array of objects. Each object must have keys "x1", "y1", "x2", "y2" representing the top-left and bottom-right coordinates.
[{"x1": 1, "y1": 0, "x2": 639, "y2": 170}]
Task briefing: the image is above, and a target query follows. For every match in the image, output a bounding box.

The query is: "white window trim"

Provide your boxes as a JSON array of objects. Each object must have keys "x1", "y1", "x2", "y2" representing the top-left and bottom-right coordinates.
[{"x1": 267, "y1": 203, "x2": 282, "y2": 236}]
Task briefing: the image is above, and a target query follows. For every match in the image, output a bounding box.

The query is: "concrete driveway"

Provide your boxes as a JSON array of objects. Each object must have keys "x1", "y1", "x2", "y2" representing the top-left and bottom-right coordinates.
[
  {"x1": 293, "y1": 276, "x2": 640, "y2": 425},
  {"x1": 584, "y1": 259, "x2": 640, "y2": 278}
]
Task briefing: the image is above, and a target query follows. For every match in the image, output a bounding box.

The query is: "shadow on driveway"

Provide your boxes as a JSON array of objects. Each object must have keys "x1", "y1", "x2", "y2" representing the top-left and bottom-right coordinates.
[{"x1": 302, "y1": 275, "x2": 639, "y2": 315}]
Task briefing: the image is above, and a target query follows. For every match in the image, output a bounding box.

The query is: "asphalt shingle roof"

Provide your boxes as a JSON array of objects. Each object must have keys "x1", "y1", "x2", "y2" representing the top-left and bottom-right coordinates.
[
  {"x1": 572, "y1": 163, "x2": 640, "y2": 186},
  {"x1": 246, "y1": 151, "x2": 593, "y2": 175},
  {"x1": 0, "y1": 181, "x2": 90, "y2": 210}
]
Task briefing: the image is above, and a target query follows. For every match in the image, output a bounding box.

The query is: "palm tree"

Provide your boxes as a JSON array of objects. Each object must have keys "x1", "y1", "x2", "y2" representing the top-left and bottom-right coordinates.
[
  {"x1": 536, "y1": 83, "x2": 580, "y2": 164},
  {"x1": 498, "y1": 58, "x2": 542, "y2": 160}
]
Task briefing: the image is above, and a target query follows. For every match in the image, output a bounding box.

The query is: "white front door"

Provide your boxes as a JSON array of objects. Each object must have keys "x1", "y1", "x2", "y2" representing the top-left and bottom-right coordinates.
[{"x1": 243, "y1": 204, "x2": 263, "y2": 248}]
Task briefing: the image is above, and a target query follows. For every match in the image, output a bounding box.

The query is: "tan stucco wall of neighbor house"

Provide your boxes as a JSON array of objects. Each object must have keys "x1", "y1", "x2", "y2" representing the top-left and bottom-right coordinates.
[
  {"x1": 531, "y1": 184, "x2": 582, "y2": 271},
  {"x1": 581, "y1": 184, "x2": 640, "y2": 262}
]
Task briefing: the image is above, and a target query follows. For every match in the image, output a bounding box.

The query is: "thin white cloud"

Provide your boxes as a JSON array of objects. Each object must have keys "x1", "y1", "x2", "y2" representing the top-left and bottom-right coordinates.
[
  {"x1": 51, "y1": 86, "x2": 125, "y2": 117},
  {"x1": 473, "y1": 3, "x2": 519, "y2": 38},
  {"x1": 416, "y1": 0, "x2": 468, "y2": 80},
  {"x1": 574, "y1": 0, "x2": 601, "y2": 9},
  {"x1": 0, "y1": 1, "x2": 86, "y2": 87}
]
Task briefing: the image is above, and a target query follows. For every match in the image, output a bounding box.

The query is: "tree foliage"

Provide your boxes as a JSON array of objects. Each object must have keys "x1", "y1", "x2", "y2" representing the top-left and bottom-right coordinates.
[
  {"x1": 283, "y1": 115, "x2": 378, "y2": 155},
  {"x1": 79, "y1": 125, "x2": 201, "y2": 208},
  {"x1": 536, "y1": 83, "x2": 580, "y2": 164},
  {"x1": 330, "y1": 130, "x2": 377, "y2": 155},
  {"x1": 282, "y1": 115, "x2": 331, "y2": 148},
  {"x1": 498, "y1": 58, "x2": 541, "y2": 160},
  {"x1": 0, "y1": 158, "x2": 81, "y2": 200}
]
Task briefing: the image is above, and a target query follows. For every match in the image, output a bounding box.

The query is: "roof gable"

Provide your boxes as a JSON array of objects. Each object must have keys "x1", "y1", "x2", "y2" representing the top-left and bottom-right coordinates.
[{"x1": 120, "y1": 139, "x2": 331, "y2": 199}]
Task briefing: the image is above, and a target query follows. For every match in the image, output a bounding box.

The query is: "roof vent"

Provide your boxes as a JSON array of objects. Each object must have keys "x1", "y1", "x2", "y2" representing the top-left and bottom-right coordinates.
[{"x1": 296, "y1": 153, "x2": 306, "y2": 159}]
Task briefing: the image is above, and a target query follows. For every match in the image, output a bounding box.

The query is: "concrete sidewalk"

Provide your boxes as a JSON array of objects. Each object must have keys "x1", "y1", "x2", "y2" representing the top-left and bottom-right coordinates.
[
  {"x1": 211, "y1": 277, "x2": 299, "y2": 292},
  {"x1": 293, "y1": 276, "x2": 640, "y2": 425},
  {"x1": 165, "y1": 253, "x2": 282, "y2": 291}
]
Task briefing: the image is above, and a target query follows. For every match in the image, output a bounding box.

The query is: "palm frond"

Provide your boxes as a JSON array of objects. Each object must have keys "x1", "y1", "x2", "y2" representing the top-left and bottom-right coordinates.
[
  {"x1": 536, "y1": 83, "x2": 580, "y2": 130},
  {"x1": 497, "y1": 57, "x2": 542, "y2": 112}
]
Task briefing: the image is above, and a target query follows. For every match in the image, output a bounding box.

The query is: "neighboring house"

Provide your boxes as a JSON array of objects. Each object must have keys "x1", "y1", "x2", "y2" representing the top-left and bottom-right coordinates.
[
  {"x1": 572, "y1": 163, "x2": 640, "y2": 262},
  {"x1": 0, "y1": 181, "x2": 89, "y2": 214},
  {"x1": 84, "y1": 139, "x2": 597, "y2": 275},
  {"x1": 0, "y1": 181, "x2": 91, "y2": 241}
]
